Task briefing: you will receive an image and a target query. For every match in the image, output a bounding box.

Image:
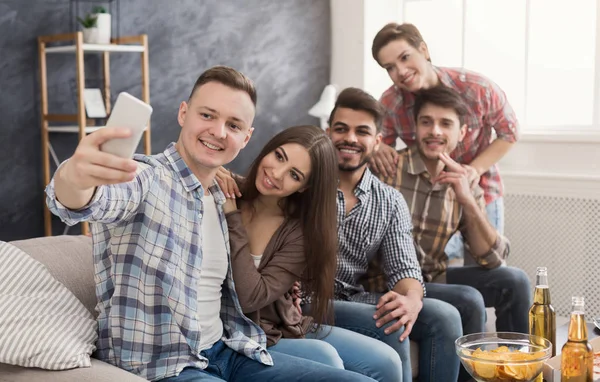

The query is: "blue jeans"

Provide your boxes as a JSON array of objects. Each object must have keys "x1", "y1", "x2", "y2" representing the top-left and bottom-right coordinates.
[
  {"x1": 446, "y1": 197, "x2": 504, "y2": 260},
  {"x1": 330, "y1": 298, "x2": 462, "y2": 382},
  {"x1": 269, "y1": 324, "x2": 401, "y2": 382},
  {"x1": 157, "y1": 340, "x2": 376, "y2": 382},
  {"x1": 425, "y1": 266, "x2": 531, "y2": 382},
  {"x1": 443, "y1": 265, "x2": 532, "y2": 333}
]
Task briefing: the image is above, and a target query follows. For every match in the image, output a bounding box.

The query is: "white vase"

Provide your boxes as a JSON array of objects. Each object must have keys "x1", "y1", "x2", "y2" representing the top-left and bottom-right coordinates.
[
  {"x1": 82, "y1": 27, "x2": 100, "y2": 44},
  {"x1": 94, "y1": 13, "x2": 111, "y2": 44}
]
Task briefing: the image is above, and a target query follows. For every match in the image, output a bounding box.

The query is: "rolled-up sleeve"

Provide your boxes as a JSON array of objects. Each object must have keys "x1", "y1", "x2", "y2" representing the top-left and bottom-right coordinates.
[
  {"x1": 466, "y1": 235, "x2": 510, "y2": 269},
  {"x1": 45, "y1": 161, "x2": 155, "y2": 225},
  {"x1": 461, "y1": 185, "x2": 510, "y2": 268},
  {"x1": 379, "y1": 93, "x2": 400, "y2": 146},
  {"x1": 380, "y1": 195, "x2": 424, "y2": 290},
  {"x1": 485, "y1": 81, "x2": 519, "y2": 143}
]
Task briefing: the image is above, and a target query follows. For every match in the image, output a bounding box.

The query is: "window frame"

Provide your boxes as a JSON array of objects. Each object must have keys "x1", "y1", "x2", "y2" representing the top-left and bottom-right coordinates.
[{"x1": 400, "y1": 0, "x2": 600, "y2": 135}]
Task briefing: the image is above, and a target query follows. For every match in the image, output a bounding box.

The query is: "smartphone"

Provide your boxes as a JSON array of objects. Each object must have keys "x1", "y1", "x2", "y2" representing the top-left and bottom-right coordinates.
[{"x1": 100, "y1": 92, "x2": 153, "y2": 158}]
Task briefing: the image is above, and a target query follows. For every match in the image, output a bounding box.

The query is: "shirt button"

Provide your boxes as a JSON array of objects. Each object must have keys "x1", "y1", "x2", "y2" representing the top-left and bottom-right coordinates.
[{"x1": 460, "y1": 74, "x2": 466, "y2": 81}]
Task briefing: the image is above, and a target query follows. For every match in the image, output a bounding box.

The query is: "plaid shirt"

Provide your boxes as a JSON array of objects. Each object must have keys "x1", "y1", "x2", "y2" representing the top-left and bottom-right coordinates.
[
  {"x1": 45, "y1": 143, "x2": 271, "y2": 381},
  {"x1": 361, "y1": 147, "x2": 510, "y2": 291},
  {"x1": 334, "y1": 168, "x2": 424, "y2": 305},
  {"x1": 379, "y1": 66, "x2": 519, "y2": 205}
]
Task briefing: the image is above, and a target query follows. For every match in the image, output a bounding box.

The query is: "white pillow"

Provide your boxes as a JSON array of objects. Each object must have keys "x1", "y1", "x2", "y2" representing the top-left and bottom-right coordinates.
[{"x1": 0, "y1": 241, "x2": 98, "y2": 370}]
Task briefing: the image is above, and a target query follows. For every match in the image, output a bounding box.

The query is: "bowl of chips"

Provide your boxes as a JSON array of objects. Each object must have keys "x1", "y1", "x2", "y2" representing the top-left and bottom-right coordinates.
[{"x1": 456, "y1": 332, "x2": 552, "y2": 382}]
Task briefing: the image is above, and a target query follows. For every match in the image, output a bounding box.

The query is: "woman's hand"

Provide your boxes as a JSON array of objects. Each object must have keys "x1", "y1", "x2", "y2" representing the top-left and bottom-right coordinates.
[
  {"x1": 223, "y1": 197, "x2": 238, "y2": 214},
  {"x1": 291, "y1": 281, "x2": 302, "y2": 314},
  {"x1": 216, "y1": 167, "x2": 242, "y2": 199}
]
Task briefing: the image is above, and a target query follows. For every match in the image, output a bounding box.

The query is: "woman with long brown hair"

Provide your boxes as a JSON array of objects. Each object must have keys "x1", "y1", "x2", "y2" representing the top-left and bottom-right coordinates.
[{"x1": 218, "y1": 125, "x2": 401, "y2": 381}]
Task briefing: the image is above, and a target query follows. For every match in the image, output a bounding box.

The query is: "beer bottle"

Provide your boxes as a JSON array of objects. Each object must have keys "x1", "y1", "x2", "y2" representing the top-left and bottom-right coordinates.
[
  {"x1": 560, "y1": 296, "x2": 593, "y2": 381},
  {"x1": 529, "y1": 267, "x2": 556, "y2": 381}
]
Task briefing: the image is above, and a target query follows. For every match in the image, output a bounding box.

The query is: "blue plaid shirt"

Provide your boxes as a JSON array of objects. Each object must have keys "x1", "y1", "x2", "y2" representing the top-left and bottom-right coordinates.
[{"x1": 46, "y1": 143, "x2": 272, "y2": 381}]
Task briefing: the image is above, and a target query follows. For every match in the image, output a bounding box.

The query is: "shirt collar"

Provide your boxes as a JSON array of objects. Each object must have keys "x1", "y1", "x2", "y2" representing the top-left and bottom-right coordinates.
[
  {"x1": 392, "y1": 65, "x2": 449, "y2": 107},
  {"x1": 406, "y1": 146, "x2": 429, "y2": 176},
  {"x1": 163, "y1": 143, "x2": 226, "y2": 204},
  {"x1": 355, "y1": 167, "x2": 375, "y2": 195},
  {"x1": 434, "y1": 66, "x2": 454, "y2": 88}
]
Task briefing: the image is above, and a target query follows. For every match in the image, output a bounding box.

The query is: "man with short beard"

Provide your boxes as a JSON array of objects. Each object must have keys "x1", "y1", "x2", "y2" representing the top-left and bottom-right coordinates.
[
  {"x1": 326, "y1": 87, "x2": 463, "y2": 382},
  {"x1": 363, "y1": 86, "x2": 531, "y2": 382},
  {"x1": 46, "y1": 66, "x2": 375, "y2": 382}
]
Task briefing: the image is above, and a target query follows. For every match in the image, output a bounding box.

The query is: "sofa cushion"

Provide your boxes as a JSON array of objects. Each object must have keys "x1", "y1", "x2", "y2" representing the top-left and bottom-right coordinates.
[
  {"x1": 10, "y1": 235, "x2": 97, "y2": 318},
  {"x1": 0, "y1": 241, "x2": 98, "y2": 370},
  {"x1": 0, "y1": 358, "x2": 147, "y2": 382}
]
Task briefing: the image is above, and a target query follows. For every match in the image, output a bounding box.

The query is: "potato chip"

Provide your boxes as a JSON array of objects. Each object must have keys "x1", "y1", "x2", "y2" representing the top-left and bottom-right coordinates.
[{"x1": 464, "y1": 346, "x2": 544, "y2": 382}]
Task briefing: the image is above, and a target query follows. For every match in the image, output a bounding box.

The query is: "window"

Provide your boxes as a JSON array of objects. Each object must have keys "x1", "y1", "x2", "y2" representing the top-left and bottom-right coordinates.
[{"x1": 401, "y1": 0, "x2": 598, "y2": 131}]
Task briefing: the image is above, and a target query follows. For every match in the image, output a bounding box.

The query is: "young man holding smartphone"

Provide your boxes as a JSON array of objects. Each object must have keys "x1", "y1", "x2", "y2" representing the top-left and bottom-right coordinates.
[{"x1": 46, "y1": 66, "x2": 374, "y2": 382}]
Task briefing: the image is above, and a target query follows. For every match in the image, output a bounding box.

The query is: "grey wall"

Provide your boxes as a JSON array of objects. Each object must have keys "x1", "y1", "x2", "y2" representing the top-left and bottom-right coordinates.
[{"x1": 0, "y1": 0, "x2": 330, "y2": 240}]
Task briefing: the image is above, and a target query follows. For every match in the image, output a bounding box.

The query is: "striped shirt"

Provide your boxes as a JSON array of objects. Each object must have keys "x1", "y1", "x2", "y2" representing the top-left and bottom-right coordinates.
[
  {"x1": 361, "y1": 146, "x2": 510, "y2": 291},
  {"x1": 379, "y1": 66, "x2": 519, "y2": 205},
  {"x1": 45, "y1": 143, "x2": 271, "y2": 381},
  {"x1": 334, "y1": 168, "x2": 424, "y2": 305}
]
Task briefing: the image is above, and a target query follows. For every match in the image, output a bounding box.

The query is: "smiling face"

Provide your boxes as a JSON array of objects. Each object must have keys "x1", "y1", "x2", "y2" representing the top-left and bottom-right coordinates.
[
  {"x1": 176, "y1": 81, "x2": 255, "y2": 176},
  {"x1": 255, "y1": 143, "x2": 311, "y2": 198},
  {"x1": 416, "y1": 102, "x2": 467, "y2": 161},
  {"x1": 377, "y1": 38, "x2": 436, "y2": 92},
  {"x1": 327, "y1": 107, "x2": 382, "y2": 172}
]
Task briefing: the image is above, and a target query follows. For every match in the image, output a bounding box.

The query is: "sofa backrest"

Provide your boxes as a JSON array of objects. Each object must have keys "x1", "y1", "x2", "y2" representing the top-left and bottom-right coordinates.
[{"x1": 9, "y1": 235, "x2": 97, "y2": 318}]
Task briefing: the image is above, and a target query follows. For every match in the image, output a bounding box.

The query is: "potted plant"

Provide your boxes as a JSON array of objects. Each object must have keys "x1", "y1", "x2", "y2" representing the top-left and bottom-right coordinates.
[
  {"x1": 77, "y1": 13, "x2": 98, "y2": 43},
  {"x1": 77, "y1": 6, "x2": 111, "y2": 44},
  {"x1": 92, "y1": 6, "x2": 111, "y2": 44}
]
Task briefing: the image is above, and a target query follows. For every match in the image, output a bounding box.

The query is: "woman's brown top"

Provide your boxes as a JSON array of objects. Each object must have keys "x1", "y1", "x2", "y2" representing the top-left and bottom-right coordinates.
[{"x1": 225, "y1": 210, "x2": 313, "y2": 347}]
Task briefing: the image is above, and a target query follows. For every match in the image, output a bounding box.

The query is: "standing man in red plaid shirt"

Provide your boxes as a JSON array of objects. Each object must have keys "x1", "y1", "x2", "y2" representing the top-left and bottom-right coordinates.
[{"x1": 369, "y1": 22, "x2": 519, "y2": 261}]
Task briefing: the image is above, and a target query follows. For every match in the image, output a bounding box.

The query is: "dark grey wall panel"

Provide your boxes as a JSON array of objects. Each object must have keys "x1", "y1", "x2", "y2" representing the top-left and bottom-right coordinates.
[{"x1": 0, "y1": 0, "x2": 330, "y2": 240}]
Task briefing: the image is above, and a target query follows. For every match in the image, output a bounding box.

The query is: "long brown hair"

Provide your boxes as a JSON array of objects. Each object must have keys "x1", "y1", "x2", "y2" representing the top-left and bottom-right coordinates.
[{"x1": 240, "y1": 125, "x2": 338, "y2": 326}]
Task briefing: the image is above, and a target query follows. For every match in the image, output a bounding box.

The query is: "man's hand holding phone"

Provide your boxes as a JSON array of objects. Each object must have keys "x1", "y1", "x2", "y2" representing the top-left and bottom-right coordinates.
[
  {"x1": 54, "y1": 92, "x2": 152, "y2": 210},
  {"x1": 56, "y1": 128, "x2": 139, "y2": 209}
]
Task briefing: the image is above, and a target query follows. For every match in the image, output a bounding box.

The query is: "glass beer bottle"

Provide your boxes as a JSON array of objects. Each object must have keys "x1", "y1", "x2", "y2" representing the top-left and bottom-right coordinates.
[
  {"x1": 560, "y1": 296, "x2": 593, "y2": 382},
  {"x1": 529, "y1": 267, "x2": 556, "y2": 382}
]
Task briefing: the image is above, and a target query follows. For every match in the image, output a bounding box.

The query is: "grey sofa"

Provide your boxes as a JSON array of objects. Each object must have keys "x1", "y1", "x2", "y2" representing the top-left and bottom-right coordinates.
[
  {"x1": 0, "y1": 235, "x2": 146, "y2": 382},
  {"x1": 0, "y1": 235, "x2": 489, "y2": 381}
]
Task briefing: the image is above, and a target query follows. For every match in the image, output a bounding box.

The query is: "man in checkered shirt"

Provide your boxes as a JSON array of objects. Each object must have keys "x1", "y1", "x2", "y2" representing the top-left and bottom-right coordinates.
[
  {"x1": 370, "y1": 23, "x2": 519, "y2": 265},
  {"x1": 326, "y1": 87, "x2": 463, "y2": 382},
  {"x1": 46, "y1": 67, "x2": 373, "y2": 382},
  {"x1": 364, "y1": 86, "x2": 532, "y2": 382}
]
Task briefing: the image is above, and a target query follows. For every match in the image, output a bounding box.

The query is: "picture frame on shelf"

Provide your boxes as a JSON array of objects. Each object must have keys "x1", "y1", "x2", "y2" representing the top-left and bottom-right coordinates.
[{"x1": 83, "y1": 88, "x2": 107, "y2": 118}]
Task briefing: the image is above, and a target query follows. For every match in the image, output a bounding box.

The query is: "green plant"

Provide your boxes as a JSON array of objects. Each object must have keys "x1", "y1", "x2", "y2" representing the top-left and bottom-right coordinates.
[
  {"x1": 77, "y1": 13, "x2": 97, "y2": 28},
  {"x1": 92, "y1": 6, "x2": 107, "y2": 14}
]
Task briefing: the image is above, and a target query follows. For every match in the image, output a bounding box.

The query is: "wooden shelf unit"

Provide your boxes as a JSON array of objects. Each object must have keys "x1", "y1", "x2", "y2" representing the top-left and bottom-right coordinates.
[{"x1": 38, "y1": 31, "x2": 151, "y2": 236}]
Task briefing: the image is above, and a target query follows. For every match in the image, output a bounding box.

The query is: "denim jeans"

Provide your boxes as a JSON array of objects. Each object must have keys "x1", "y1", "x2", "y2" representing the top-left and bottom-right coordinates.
[
  {"x1": 330, "y1": 298, "x2": 462, "y2": 382},
  {"x1": 446, "y1": 197, "x2": 504, "y2": 260},
  {"x1": 443, "y1": 265, "x2": 532, "y2": 333},
  {"x1": 269, "y1": 324, "x2": 402, "y2": 382},
  {"x1": 425, "y1": 266, "x2": 531, "y2": 382},
  {"x1": 157, "y1": 340, "x2": 376, "y2": 382}
]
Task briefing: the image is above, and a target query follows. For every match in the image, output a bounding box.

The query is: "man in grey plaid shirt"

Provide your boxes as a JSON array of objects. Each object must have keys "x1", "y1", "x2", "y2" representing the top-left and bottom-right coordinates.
[
  {"x1": 46, "y1": 67, "x2": 374, "y2": 382},
  {"x1": 325, "y1": 88, "x2": 463, "y2": 382}
]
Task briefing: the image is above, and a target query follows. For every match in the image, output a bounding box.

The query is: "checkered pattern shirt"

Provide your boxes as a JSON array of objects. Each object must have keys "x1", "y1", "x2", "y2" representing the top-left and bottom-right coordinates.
[
  {"x1": 334, "y1": 168, "x2": 424, "y2": 304},
  {"x1": 379, "y1": 66, "x2": 519, "y2": 205},
  {"x1": 45, "y1": 143, "x2": 271, "y2": 381},
  {"x1": 361, "y1": 146, "x2": 510, "y2": 291}
]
